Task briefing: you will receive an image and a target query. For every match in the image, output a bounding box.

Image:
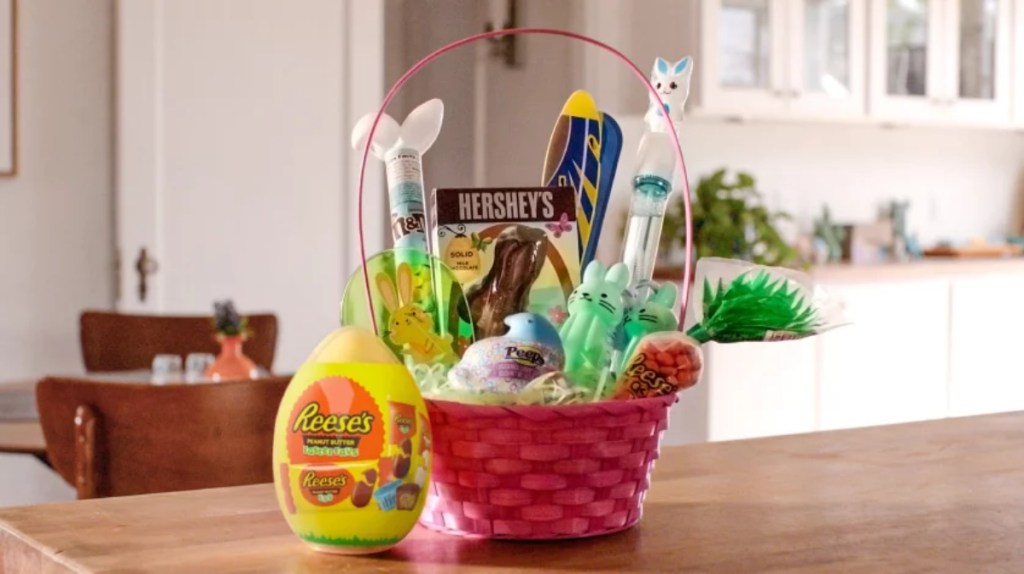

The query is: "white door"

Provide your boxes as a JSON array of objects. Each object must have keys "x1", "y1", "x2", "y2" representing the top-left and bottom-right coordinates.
[
  {"x1": 788, "y1": 0, "x2": 867, "y2": 118},
  {"x1": 116, "y1": 0, "x2": 386, "y2": 371},
  {"x1": 700, "y1": 0, "x2": 791, "y2": 116},
  {"x1": 941, "y1": 0, "x2": 1013, "y2": 125},
  {"x1": 868, "y1": 0, "x2": 947, "y2": 123}
]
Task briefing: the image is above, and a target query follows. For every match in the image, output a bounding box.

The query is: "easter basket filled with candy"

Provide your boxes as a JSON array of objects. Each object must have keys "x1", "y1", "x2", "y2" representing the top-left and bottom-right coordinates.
[{"x1": 272, "y1": 28, "x2": 844, "y2": 554}]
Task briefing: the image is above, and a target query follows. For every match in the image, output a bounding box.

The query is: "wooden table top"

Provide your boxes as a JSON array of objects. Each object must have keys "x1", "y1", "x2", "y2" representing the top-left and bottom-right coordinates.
[
  {"x1": 2, "y1": 412, "x2": 1023, "y2": 573},
  {"x1": 0, "y1": 422, "x2": 45, "y2": 456},
  {"x1": 0, "y1": 383, "x2": 44, "y2": 456}
]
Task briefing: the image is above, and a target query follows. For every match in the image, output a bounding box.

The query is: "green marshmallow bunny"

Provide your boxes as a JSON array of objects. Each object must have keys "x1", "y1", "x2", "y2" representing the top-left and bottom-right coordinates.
[
  {"x1": 617, "y1": 282, "x2": 680, "y2": 372},
  {"x1": 559, "y1": 261, "x2": 631, "y2": 390}
]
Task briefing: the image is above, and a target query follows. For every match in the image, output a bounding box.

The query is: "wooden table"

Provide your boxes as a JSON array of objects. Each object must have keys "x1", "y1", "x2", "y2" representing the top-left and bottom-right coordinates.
[
  {"x1": 0, "y1": 383, "x2": 44, "y2": 458},
  {"x1": 2, "y1": 412, "x2": 1024, "y2": 573}
]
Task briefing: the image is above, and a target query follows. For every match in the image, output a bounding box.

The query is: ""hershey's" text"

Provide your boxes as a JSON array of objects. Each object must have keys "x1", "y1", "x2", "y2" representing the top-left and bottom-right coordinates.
[{"x1": 458, "y1": 190, "x2": 555, "y2": 221}]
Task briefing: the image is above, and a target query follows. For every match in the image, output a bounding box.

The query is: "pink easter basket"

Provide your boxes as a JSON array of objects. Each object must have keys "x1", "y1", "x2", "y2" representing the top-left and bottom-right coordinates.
[
  {"x1": 355, "y1": 28, "x2": 694, "y2": 540},
  {"x1": 420, "y1": 395, "x2": 676, "y2": 538}
]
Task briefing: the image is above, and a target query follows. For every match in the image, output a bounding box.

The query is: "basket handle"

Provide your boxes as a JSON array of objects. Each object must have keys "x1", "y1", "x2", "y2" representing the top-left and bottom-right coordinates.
[{"x1": 356, "y1": 28, "x2": 693, "y2": 333}]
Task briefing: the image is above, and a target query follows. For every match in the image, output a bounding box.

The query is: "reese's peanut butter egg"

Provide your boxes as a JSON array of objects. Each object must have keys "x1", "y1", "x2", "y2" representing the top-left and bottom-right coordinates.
[
  {"x1": 306, "y1": 326, "x2": 400, "y2": 364},
  {"x1": 273, "y1": 326, "x2": 431, "y2": 555}
]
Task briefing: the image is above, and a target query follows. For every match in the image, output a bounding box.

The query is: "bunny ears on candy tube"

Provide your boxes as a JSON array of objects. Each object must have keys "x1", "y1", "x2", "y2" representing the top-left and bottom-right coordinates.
[{"x1": 352, "y1": 99, "x2": 444, "y2": 255}]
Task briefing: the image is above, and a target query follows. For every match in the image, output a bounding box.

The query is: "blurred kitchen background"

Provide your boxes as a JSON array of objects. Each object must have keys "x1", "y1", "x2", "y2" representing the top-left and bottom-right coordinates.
[
  {"x1": 388, "y1": 0, "x2": 1024, "y2": 443},
  {"x1": 2, "y1": 0, "x2": 1023, "y2": 503}
]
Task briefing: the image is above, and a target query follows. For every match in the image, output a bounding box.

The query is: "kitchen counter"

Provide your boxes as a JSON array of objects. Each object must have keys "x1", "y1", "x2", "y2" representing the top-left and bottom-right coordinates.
[
  {"x1": 3, "y1": 412, "x2": 1024, "y2": 573},
  {"x1": 811, "y1": 256, "x2": 1024, "y2": 282}
]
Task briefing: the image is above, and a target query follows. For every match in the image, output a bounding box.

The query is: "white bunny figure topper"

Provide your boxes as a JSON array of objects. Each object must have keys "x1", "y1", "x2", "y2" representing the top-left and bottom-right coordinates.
[{"x1": 644, "y1": 57, "x2": 693, "y2": 134}]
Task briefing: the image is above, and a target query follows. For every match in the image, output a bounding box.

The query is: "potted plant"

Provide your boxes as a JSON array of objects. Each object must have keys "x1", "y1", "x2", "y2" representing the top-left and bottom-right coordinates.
[
  {"x1": 205, "y1": 300, "x2": 257, "y2": 381},
  {"x1": 655, "y1": 169, "x2": 798, "y2": 278}
]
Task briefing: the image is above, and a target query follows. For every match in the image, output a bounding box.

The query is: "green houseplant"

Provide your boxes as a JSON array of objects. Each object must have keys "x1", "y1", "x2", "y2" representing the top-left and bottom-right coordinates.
[{"x1": 660, "y1": 169, "x2": 798, "y2": 267}]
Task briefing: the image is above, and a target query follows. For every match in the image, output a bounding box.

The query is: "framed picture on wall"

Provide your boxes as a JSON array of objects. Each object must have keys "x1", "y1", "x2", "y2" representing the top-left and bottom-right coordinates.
[{"x1": 0, "y1": 0, "x2": 15, "y2": 176}]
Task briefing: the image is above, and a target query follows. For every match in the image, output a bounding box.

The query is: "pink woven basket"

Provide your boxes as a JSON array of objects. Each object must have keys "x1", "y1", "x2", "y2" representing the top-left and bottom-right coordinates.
[
  {"x1": 419, "y1": 395, "x2": 677, "y2": 539},
  {"x1": 354, "y1": 28, "x2": 695, "y2": 540}
]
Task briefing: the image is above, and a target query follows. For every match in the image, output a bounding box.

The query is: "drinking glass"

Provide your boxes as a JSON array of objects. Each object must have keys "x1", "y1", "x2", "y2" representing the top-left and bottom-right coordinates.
[
  {"x1": 151, "y1": 354, "x2": 183, "y2": 384},
  {"x1": 185, "y1": 353, "x2": 216, "y2": 383}
]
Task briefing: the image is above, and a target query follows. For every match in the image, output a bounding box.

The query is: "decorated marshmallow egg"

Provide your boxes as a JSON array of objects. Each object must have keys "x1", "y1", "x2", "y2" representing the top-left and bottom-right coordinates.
[{"x1": 448, "y1": 313, "x2": 563, "y2": 395}]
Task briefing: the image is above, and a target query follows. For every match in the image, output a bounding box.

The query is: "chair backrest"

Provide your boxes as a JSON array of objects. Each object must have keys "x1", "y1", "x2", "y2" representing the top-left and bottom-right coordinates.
[
  {"x1": 79, "y1": 311, "x2": 278, "y2": 372},
  {"x1": 37, "y1": 376, "x2": 289, "y2": 498}
]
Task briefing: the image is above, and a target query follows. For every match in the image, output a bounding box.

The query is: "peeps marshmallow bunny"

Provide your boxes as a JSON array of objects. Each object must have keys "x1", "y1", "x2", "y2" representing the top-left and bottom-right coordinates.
[
  {"x1": 618, "y1": 282, "x2": 680, "y2": 372},
  {"x1": 376, "y1": 262, "x2": 458, "y2": 364},
  {"x1": 559, "y1": 261, "x2": 631, "y2": 389},
  {"x1": 644, "y1": 57, "x2": 693, "y2": 134}
]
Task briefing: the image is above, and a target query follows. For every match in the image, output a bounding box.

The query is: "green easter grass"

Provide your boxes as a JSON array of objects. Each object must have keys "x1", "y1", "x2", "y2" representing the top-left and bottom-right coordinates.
[{"x1": 299, "y1": 532, "x2": 403, "y2": 548}]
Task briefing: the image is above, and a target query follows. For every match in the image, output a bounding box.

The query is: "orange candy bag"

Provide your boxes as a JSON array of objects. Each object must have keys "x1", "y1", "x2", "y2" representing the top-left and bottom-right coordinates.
[{"x1": 612, "y1": 332, "x2": 703, "y2": 399}]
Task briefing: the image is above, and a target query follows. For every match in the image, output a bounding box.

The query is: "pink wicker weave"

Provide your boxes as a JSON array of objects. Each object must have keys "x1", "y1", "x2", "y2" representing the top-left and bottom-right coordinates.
[
  {"x1": 353, "y1": 28, "x2": 696, "y2": 541},
  {"x1": 420, "y1": 395, "x2": 677, "y2": 539}
]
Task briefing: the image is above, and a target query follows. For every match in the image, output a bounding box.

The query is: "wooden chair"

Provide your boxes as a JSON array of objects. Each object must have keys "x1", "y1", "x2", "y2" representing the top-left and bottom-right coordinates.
[
  {"x1": 79, "y1": 311, "x2": 278, "y2": 372},
  {"x1": 36, "y1": 376, "x2": 289, "y2": 498}
]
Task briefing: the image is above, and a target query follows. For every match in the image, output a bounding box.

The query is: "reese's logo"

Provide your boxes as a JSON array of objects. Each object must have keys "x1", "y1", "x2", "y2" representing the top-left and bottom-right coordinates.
[{"x1": 292, "y1": 402, "x2": 375, "y2": 435}]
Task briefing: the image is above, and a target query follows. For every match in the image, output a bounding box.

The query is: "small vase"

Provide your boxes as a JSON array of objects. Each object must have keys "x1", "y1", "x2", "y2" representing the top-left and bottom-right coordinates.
[{"x1": 205, "y1": 335, "x2": 257, "y2": 381}]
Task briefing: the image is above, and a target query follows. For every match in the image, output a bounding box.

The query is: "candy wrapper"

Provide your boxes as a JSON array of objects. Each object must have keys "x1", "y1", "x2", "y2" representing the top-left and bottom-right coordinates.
[
  {"x1": 685, "y1": 258, "x2": 844, "y2": 344},
  {"x1": 444, "y1": 313, "x2": 570, "y2": 401},
  {"x1": 612, "y1": 332, "x2": 703, "y2": 399}
]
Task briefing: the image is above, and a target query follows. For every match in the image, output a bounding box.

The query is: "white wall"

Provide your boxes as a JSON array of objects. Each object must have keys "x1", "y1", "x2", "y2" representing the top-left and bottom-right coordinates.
[
  {"x1": 0, "y1": 0, "x2": 114, "y2": 381},
  {"x1": 0, "y1": 0, "x2": 111, "y2": 506},
  {"x1": 594, "y1": 118, "x2": 1024, "y2": 264}
]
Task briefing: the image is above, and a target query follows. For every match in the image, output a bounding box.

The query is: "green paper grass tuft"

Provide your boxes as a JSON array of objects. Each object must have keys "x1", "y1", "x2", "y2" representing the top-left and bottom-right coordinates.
[
  {"x1": 298, "y1": 532, "x2": 404, "y2": 548},
  {"x1": 687, "y1": 271, "x2": 817, "y2": 343}
]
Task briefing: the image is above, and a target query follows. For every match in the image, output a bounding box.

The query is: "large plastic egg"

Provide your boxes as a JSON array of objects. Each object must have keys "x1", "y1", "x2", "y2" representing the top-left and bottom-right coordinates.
[{"x1": 273, "y1": 326, "x2": 431, "y2": 555}]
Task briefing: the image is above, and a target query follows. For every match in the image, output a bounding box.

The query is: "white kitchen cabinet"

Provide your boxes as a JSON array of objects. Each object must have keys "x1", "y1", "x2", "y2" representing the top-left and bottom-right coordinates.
[
  {"x1": 788, "y1": 0, "x2": 868, "y2": 117},
  {"x1": 817, "y1": 280, "x2": 949, "y2": 431},
  {"x1": 869, "y1": 0, "x2": 1013, "y2": 126},
  {"x1": 703, "y1": 339, "x2": 818, "y2": 441},
  {"x1": 944, "y1": 0, "x2": 1014, "y2": 124},
  {"x1": 949, "y1": 274, "x2": 1024, "y2": 416},
  {"x1": 698, "y1": 0, "x2": 866, "y2": 119},
  {"x1": 700, "y1": 0, "x2": 790, "y2": 115}
]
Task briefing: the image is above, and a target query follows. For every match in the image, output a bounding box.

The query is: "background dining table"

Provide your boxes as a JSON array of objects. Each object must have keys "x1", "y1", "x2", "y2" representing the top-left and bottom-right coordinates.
[
  {"x1": 2, "y1": 411, "x2": 1023, "y2": 573},
  {"x1": 0, "y1": 371, "x2": 265, "y2": 459},
  {"x1": 0, "y1": 382, "x2": 44, "y2": 459}
]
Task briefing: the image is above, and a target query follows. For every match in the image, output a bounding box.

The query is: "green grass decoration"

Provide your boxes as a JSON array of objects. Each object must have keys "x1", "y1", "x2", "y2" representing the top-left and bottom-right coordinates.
[
  {"x1": 298, "y1": 532, "x2": 403, "y2": 548},
  {"x1": 687, "y1": 271, "x2": 817, "y2": 343}
]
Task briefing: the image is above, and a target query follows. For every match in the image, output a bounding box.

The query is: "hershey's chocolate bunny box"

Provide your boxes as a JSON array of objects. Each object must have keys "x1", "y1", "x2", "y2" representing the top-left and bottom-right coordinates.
[{"x1": 430, "y1": 187, "x2": 580, "y2": 338}]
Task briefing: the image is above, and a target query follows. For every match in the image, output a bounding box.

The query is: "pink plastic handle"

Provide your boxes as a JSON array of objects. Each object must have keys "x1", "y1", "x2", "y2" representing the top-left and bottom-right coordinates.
[{"x1": 356, "y1": 27, "x2": 693, "y2": 333}]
